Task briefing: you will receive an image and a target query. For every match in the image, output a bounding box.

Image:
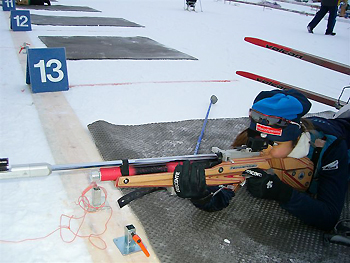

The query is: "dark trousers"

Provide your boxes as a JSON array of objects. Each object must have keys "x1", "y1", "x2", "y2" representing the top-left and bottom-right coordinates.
[{"x1": 308, "y1": 5, "x2": 338, "y2": 34}]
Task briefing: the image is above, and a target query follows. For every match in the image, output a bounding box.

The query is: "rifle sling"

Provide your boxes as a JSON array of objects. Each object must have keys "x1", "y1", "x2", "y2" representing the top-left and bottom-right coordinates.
[{"x1": 117, "y1": 187, "x2": 166, "y2": 208}]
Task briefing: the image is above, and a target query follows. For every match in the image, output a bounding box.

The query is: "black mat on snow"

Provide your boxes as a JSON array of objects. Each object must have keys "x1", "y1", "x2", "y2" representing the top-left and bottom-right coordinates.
[
  {"x1": 17, "y1": 4, "x2": 100, "y2": 12},
  {"x1": 38, "y1": 36, "x2": 197, "y2": 60},
  {"x1": 88, "y1": 114, "x2": 350, "y2": 263},
  {"x1": 30, "y1": 14, "x2": 143, "y2": 27}
]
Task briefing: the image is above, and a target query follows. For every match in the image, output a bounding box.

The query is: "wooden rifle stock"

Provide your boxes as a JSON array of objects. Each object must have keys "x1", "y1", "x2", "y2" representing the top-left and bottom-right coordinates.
[{"x1": 114, "y1": 156, "x2": 314, "y2": 192}]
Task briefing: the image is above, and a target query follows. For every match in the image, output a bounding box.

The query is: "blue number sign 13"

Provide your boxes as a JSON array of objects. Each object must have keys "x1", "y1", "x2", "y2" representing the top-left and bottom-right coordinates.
[{"x1": 26, "y1": 48, "x2": 69, "y2": 93}]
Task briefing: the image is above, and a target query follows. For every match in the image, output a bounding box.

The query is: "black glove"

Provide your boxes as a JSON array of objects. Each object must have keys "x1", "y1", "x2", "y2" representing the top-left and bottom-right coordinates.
[
  {"x1": 173, "y1": 161, "x2": 209, "y2": 199},
  {"x1": 243, "y1": 168, "x2": 293, "y2": 204}
]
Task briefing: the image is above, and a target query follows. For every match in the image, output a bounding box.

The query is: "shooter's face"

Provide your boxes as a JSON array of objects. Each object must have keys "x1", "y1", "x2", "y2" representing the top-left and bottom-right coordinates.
[{"x1": 260, "y1": 140, "x2": 294, "y2": 159}]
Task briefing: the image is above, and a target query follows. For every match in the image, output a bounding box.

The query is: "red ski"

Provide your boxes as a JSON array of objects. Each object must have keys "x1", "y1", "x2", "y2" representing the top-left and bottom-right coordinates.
[
  {"x1": 236, "y1": 71, "x2": 346, "y2": 109},
  {"x1": 244, "y1": 37, "x2": 350, "y2": 76}
]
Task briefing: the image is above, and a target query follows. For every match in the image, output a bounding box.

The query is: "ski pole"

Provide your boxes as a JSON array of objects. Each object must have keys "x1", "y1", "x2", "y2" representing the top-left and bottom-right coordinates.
[
  {"x1": 194, "y1": 95, "x2": 218, "y2": 155},
  {"x1": 199, "y1": 0, "x2": 203, "y2": 12}
]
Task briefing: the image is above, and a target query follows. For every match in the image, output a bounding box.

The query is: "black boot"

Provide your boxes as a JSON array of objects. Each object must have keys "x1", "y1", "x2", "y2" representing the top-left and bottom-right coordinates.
[{"x1": 307, "y1": 26, "x2": 313, "y2": 34}]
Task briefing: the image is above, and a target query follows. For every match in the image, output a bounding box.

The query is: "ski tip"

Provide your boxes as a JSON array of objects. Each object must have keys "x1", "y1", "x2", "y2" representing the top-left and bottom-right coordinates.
[
  {"x1": 244, "y1": 37, "x2": 256, "y2": 42},
  {"x1": 244, "y1": 37, "x2": 261, "y2": 45},
  {"x1": 236, "y1": 71, "x2": 248, "y2": 77}
]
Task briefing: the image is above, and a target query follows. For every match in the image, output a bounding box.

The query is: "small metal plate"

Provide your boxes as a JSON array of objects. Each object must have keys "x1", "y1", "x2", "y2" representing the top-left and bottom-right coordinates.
[{"x1": 113, "y1": 237, "x2": 141, "y2": 256}]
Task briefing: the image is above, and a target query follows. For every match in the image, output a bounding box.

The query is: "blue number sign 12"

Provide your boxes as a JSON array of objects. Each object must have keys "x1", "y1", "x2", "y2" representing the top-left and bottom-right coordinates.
[{"x1": 10, "y1": 10, "x2": 32, "y2": 31}]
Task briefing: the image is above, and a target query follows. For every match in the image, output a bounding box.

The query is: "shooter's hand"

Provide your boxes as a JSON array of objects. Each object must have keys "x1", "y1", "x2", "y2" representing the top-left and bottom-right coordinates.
[
  {"x1": 173, "y1": 161, "x2": 209, "y2": 199},
  {"x1": 243, "y1": 168, "x2": 293, "y2": 204}
]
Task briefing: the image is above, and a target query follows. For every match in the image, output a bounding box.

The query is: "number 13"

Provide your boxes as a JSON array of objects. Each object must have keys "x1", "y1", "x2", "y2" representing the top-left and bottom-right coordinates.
[{"x1": 33, "y1": 59, "x2": 64, "y2": 83}]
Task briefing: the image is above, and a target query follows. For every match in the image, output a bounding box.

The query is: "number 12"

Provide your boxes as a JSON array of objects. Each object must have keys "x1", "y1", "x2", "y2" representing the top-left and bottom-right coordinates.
[{"x1": 13, "y1": 15, "x2": 29, "y2": 27}]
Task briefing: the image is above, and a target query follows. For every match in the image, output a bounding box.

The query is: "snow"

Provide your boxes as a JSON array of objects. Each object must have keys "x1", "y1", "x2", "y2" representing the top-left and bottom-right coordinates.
[{"x1": 0, "y1": 0, "x2": 349, "y2": 262}]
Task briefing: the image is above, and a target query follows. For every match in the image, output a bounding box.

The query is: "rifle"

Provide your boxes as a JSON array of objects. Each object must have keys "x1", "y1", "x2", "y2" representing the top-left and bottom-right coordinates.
[
  {"x1": 1, "y1": 147, "x2": 313, "y2": 194},
  {"x1": 93, "y1": 147, "x2": 314, "y2": 193}
]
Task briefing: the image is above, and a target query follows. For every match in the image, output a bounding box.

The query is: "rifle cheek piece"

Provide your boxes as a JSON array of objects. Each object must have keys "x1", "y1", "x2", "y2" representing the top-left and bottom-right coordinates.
[{"x1": 247, "y1": 129, "x2": 272, "y2": 152}]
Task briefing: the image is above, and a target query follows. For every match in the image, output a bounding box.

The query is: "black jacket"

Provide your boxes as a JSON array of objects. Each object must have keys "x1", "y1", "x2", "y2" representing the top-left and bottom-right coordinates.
[{"x1": 321, "y1": 0, "x2": 339, "y2": 7}]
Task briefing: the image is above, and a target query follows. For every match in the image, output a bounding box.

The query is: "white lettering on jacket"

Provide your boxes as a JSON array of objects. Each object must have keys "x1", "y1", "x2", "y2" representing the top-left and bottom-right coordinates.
[{"x1": 322, "y1": 160, "x2": 339, "y2": 171}]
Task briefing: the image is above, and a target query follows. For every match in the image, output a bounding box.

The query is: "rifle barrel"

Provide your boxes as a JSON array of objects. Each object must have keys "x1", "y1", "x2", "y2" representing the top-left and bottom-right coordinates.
[{"x1": 0, "y1": 153, "x2": 219, "y2": 180}]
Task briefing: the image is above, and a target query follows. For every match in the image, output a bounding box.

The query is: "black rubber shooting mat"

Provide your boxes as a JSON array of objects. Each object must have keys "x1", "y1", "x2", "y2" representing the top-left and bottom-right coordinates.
[
  {"x1": 30, "y1": 14, "x2": 143, "y2": 27},
  {"x1": 38, "y1": 36, "x2": 197, "y2": 60},
  {"x1": 88, "y1": 115, "x2": 350, "y2": 262},
  {"x1": 17, "y1": 4, "x2": 100, "y2": 12}
]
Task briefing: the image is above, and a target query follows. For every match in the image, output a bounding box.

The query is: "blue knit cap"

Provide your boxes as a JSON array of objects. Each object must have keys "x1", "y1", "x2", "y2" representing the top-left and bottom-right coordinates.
[{"x1": 249, "y1": 89, "x2": 311, "y2": 142}]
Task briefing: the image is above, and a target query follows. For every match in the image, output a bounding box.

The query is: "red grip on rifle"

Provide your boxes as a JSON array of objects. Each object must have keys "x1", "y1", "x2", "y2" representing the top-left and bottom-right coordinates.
[
  {"x1": 131, "y1": 233, "x2": 150, "y2": 257},
  {"x1": 166, "y1": 162, "x2": 180, "y2": 172},
  {"x1": 100, "y1": 166, "x2": 136, "y2": 181},
  {"x1": 100, "y1": 162, "x2": 180, "y2": 181}
]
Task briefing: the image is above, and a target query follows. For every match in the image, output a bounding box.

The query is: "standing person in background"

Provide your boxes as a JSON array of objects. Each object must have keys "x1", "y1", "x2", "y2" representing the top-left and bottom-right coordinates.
[
  {"x1": 186, "y1": 0, "x2": 197, "y2": 10},
  {"x1": 307, "y1": 0, "x2": 339, "y2": 36}
]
